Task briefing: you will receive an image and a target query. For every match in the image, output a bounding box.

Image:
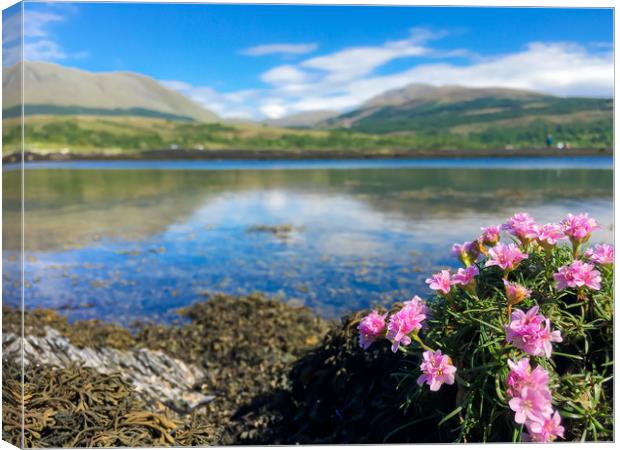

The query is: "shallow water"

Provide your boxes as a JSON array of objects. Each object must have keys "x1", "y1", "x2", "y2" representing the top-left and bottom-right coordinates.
[{"x1": 2, "y1": 157, "x2": 614, "y2": 324}]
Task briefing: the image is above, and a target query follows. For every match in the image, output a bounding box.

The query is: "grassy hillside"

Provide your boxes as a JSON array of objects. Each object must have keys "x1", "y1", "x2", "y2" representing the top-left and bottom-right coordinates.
[
  {"x1": 328, "y1": 95, "x2": 612, "y2": 134},
  {"x1": 2, "y1": 104, "x2": 195, "y2": 121},
  {"x1": 2, "y1": 113, "x2": 612, "y2": 157}
]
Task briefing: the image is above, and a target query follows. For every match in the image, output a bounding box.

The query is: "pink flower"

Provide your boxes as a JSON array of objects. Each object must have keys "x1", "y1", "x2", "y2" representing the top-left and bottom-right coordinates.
[
  {"x1": 417, "y1": 349, "x2": 457, "y2": 391},
  {"x1": 507, "y1": 358, "x2": 532, "y2": 397},
  {"x1": 508, "y1": 387, "x2": 553, "y2": 424},
  {"x1": 505, "y1": 306, "x2": 562, "y2": 357},
  {"x1": 451, "y1": 241, "x2": 480, "y2": 266},
  {"x1": 524, "y1": 411, "x2": 565, "y2": 442},
  {"x1": 506, "y1": 305, "x2": 545, "y2": 335},
  {"x1": 503, "y1": 280, "x2": 531, "y2": 306},
  {"x1": 358, "y1": 310, "x2": 387, "y2": 350},
  {"x1": 585, "y1": 243, "x2": 614, "y2": 266},
  {"x1": 426, "y1": 270, "x2": 452, "y2": 295},
  {"x1": 561, "y1": 213, "x2": 600, "y2": 242},
  {"x1": 533, "y1": 223, "x2": 566, "y2": 248},
  {"x1": 506, "y1": 358, "x2": 550, "y2": 399},
  {"x1": 502, "y1": 213, "x2": 537, "y2": 245},
  {"x1": 451, "y1": 265, "x2": 479, "y2": 288},
  {"x1": 537, "y1": 320, "x2": 564, "y2": 359},
  {"x1": 485, "y1": 243, "x2": 528, "y2": 272},
  {"x1": 554, "y1": 260, "x2": 602, "y2": 291},
  {"x1": 506, "y1": 358, "x2": 563, "y2": 442},
  {"x1": 480, "y1": 225, "x2": 501, "y2": 246},
  {"x1": 386, "y1": 296, "x2": 428, "y2": 353}
]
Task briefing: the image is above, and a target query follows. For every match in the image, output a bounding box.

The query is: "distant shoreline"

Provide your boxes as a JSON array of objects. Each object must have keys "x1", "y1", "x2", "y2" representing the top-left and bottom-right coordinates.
[{"x1": 2, "y1": 147, "x2": 613, "y2": 164}]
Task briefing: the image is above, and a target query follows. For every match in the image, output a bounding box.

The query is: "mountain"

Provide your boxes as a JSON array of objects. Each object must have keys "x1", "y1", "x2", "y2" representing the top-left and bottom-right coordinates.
[
  {"x1": 264, "y1": 110, "x2": 340, "y2": 128},
  {"x1": 2, "y1": 61, "x2": 219, "y2": 122},
  {"x1": 320, "y1": 84, "x2": 612, "y2": 134},
  {"x1": 363, "y1": 84, "x2": 545, "y2": 108}
]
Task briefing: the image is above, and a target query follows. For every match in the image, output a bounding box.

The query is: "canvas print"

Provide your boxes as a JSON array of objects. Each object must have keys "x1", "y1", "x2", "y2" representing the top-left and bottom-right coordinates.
[{"x1": 1, "y1": 1, "x2": 614, "y2": 446}]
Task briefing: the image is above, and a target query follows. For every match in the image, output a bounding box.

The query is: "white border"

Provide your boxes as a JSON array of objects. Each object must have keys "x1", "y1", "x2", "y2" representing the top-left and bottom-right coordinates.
[{"x1": 0, "y1": 1, "x2": 616, "y2": 450}]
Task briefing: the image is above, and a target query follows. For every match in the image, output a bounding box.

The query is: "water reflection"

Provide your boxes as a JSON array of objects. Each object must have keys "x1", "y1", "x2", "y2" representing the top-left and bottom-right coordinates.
[{"x1": 2, "y1": 160, "x2": 613, "y2": 324}]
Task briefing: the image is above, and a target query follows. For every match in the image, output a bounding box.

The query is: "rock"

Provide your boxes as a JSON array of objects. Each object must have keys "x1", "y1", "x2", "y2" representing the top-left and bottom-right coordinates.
[{"x1": 3, "y1": 327, "x2": 211, "y2": 412}]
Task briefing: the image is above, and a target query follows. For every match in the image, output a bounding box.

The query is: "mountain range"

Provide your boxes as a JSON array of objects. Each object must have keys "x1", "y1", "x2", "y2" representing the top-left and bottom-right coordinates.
[
  {"x1": 321, "y1": 84, "x2": 611, "y2": 134},
  {"x1": 1, "y1": 62, "x2": 613, "y2": 152}
]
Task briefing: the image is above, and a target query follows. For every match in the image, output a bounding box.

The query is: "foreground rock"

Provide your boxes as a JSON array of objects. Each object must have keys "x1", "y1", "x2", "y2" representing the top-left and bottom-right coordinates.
[
  {"x1": 2, "y1": 293, "x2": 331, "y2": 447},
  {"x1": 3, "y1": 328, "x2": 211, "y2": 412},
  {"x1": 2, "y1": 297, "x2": 434, "y2": 446}
]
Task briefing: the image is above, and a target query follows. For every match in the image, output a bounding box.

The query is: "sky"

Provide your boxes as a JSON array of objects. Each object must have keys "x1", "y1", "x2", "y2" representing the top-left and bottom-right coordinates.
[{"x1": 2, "y1": 2, "x2": 614, "y2": 119}]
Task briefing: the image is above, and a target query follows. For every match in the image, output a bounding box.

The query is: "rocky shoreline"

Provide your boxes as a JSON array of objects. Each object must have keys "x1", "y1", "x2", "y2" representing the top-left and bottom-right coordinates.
[
  {"x1": 2, "y1": 293, "x2": 436, "y2": 446},
  {"x1": 2, "y1": 146, "x2": 612, "y2": 164}
]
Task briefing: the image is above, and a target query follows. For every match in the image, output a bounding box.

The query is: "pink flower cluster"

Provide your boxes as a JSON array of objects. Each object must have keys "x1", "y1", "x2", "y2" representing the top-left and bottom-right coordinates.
[
  {"x1": 357, "y1": 211, "x2": 611, "y2": 416},
  {"x1": 451, "y1": 265, "x2": 479, "y2": 288},
  {"x1": 386, "y1": 296, "x2": 429, "y2": 353},
  {"x1": 554, "y1": 260, "x2": 602, "y2": 291},
  {"x1": 358, "y1": 296, "x2": 457, "y2": 392},
  {"x1": 505, "y1": 306, "x2": 562, "y2": 357},
  {"x1": 480, "y1": 225, "x2": 501, "y2": 246},
  {"x1": 485, "y1": 243, "x2": 528, "y2": 272},
  {"x1": 532, "y1": 223, "x2": 566, "y2": 249},
  {"x1": 585, "y1": 243, "x2": 614, "y2": 266},
  {"x1": 425, "y1": 270, "x2": 452, "y2": 295},
  {"x1": 357, "y1": 310, "x2": 387, "y2": 350},
  {"x1": 417, "y1": 349, "x2": 457, "y2": 391},
  {"x1": 426, "y1": 266, "x2": 479, "y2": 296},
  {"x1": 507, "y1": 358, "x2": 564, "y2": 442},
  {"x1": 561, "y1": 213, "x2": 600, "y2": 243},
  {"x1": 502, "y1": 213, "x2": 537, "y2": 245}
]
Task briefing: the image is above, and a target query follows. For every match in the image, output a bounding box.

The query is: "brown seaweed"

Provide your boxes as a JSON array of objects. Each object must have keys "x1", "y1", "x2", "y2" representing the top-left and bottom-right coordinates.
[{"x1": 2, "y1": 293, "x2": 330, "y2": 447}]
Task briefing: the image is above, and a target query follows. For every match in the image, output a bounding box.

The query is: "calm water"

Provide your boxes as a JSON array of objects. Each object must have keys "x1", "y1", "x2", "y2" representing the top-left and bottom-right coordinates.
[{"x1": 2, "y1": 157, "x2": 614, "y2": 324}]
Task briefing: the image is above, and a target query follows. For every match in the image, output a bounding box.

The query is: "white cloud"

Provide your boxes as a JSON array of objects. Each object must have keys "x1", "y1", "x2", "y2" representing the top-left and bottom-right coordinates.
[
  {"x1": 259, "y1": 102, "x2": 287, "y2": 119},
  {"x1": 164, "y1": 28, "x2": 613, "y2": 120},
  {"x1": 24, "y1": 12, "x2": 63, "y2": 38},
  {"x1": 261, "y1": 65, "x2": 308, "y2": 85},
  {"x1": 300, "y1": 28, "x2": 434, "y2": 82},
  {"x1": 384, "y1": 42, "x2": 613, "y2": 98},
  {"x1": 24, "y1": 39, "x2": 67, "y2": 61},
  {"x1": 161, "y1": 80, "x2": 260, "y2": 117},
  {"x1": 9, "y1": 7, "x2": 89, "y2": 63},
  {"x1": 242, "y1": 43, "x2": 318, "y2": 56}
]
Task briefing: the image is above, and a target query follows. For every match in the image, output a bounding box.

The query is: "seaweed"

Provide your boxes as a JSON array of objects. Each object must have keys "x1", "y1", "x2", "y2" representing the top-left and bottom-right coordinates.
[
  {"x1": 225, "y1": 305, "x2": 443, "y2": 444},
  {"x1": 1, "y1": 356, "x2": 187, "y2": 447},
  {"x1": 2, "y1": 293, "x2": 330, "y2": 447},
  {"x1": 2, "y1": 305, "x2": 136, "y2": 350}
]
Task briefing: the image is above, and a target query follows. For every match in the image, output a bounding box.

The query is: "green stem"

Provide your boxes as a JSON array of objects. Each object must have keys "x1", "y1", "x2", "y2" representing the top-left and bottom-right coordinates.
[{"x1": 412, "y1": 333, "x2": 434, "y2": 352}]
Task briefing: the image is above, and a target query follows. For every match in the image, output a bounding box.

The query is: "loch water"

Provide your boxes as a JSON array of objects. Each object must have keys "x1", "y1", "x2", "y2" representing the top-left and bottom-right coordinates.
[{"x1": 2, "y1": 157, "x2": 613, "y2": 324}]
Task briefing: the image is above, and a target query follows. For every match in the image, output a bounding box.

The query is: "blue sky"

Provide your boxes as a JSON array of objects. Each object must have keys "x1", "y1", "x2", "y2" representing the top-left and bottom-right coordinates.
[{"x1": 3, "y1": 2, "x2": 615, "y2": 119}]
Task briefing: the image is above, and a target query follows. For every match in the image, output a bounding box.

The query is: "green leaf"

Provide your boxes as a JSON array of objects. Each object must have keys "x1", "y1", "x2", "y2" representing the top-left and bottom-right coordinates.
[{"x1": 438, "y1": 406, "x2": 463, "y2": 427}]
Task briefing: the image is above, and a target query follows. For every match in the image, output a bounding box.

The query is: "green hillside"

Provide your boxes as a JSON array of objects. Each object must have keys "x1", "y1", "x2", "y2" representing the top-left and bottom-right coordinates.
[
  {"x1": 2, "y1": 104, "x2": 195, "y2": 121},
  {"x1": 2, "y1": 113, "x2": 613, "y2": 157},
  {"x1": 326, "y1": 93, "x2": 612, "y2": 135}
]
